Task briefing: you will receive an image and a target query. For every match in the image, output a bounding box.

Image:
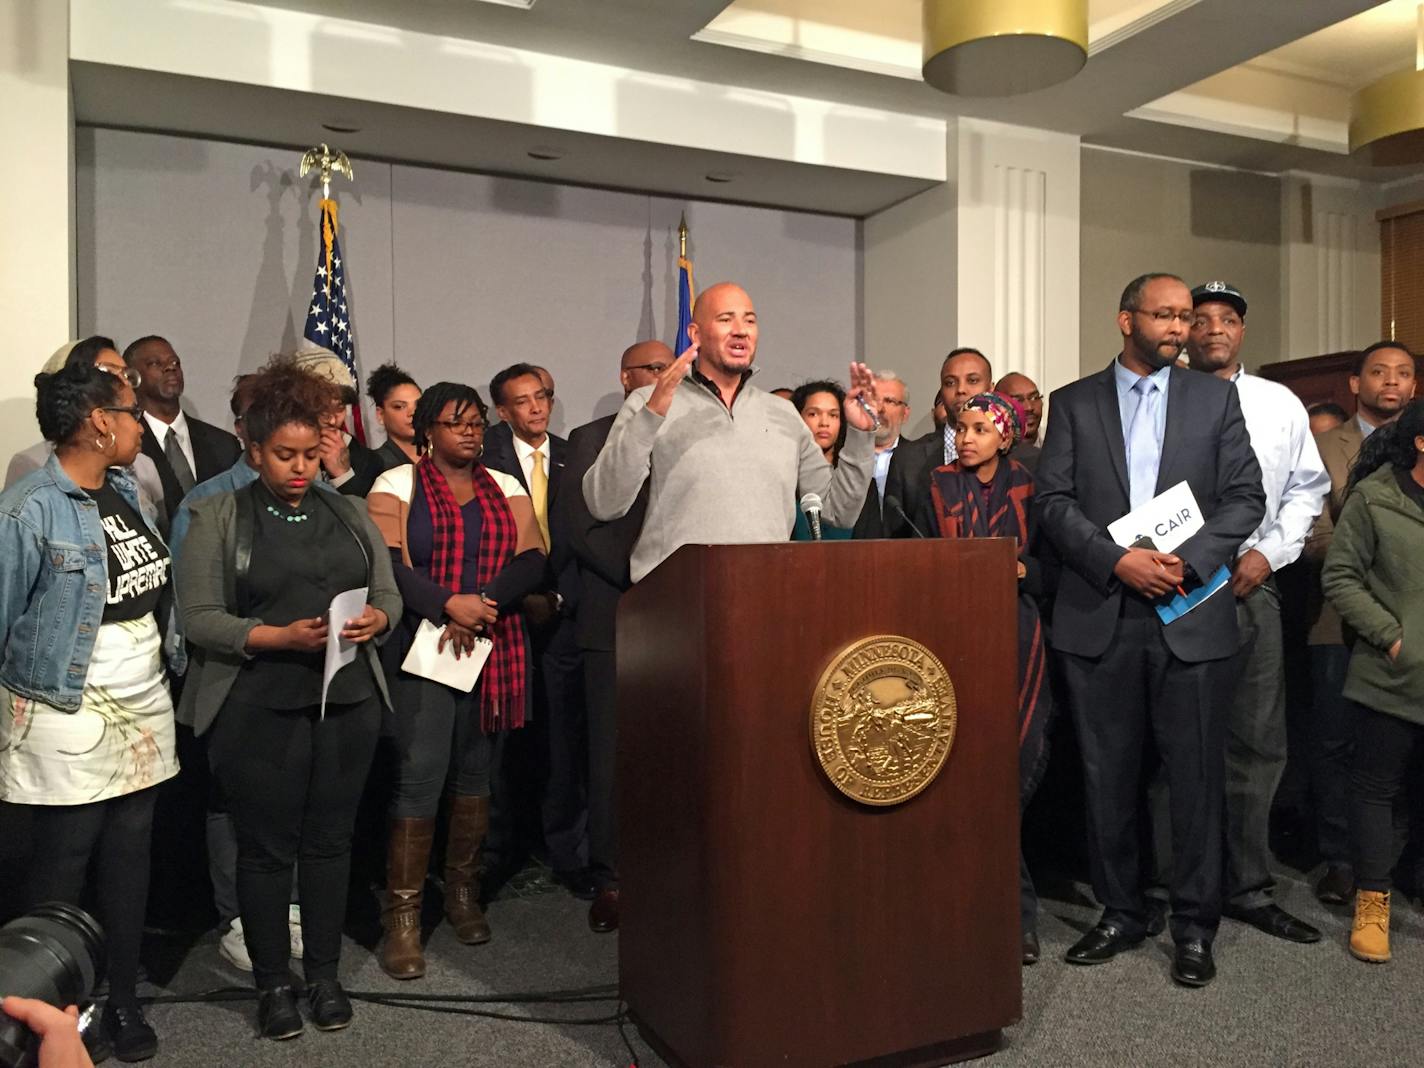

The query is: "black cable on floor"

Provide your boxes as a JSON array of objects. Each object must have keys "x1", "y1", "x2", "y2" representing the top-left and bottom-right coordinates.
[{"x1": 143, "y1": 981, "x2": 619, "y2": 1007}]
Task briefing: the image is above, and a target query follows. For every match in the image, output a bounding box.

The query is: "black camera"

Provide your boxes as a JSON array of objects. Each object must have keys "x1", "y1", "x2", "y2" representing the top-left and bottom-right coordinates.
[{"x1": 0, "y1": 903, "x2": 105, "y2": 1068}]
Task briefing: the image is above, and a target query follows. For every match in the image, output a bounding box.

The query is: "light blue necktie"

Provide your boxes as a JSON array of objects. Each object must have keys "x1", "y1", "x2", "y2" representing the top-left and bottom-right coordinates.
[{"x1": 1126, "y1": 377, "x2": 1161, "y2": 509}]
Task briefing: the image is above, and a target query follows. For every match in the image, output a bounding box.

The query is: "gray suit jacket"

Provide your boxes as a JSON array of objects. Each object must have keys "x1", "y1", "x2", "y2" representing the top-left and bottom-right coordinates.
[
  {"x1": 174, "y1": 486, "x2": 401, "y2": 735},
  {"x1": 1035, "y1": 361, "x2": 1265, "y2": 663}
]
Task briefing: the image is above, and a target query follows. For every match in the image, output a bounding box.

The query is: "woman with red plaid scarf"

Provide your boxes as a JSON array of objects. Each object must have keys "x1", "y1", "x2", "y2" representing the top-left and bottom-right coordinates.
[
  {"x1": 366, "y1": 381, "x2": 546, "y2": 981},
  {"x1": 928, "y1": 390, "x2": 1057, "y2": 967}
]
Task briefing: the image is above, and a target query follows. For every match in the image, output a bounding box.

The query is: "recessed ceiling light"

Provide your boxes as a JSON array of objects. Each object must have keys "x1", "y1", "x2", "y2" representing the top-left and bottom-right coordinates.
[
  {"x1": 705, "y1": 171, "x2": 737, "y2": 183},
  {"x1": 321, "y1": 121, "x2": 361, "y2": 135},
  {"x1": 528, "y1": 146, "x2": 566, "y2": 161}
]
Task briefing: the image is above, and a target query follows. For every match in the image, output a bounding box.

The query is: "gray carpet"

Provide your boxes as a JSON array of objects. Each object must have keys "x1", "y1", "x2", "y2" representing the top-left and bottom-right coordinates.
[{"x1": 134, "y1": 868, "x2": 1424, "y2": 1067}]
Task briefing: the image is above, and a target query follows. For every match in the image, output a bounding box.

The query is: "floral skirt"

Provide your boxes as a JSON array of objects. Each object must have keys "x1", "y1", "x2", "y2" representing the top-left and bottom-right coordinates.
[{"x1": 0, "y1": 617, "x2": 177, "y2": 805}]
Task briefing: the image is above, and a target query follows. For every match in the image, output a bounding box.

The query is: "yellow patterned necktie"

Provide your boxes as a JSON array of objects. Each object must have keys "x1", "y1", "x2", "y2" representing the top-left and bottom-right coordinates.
[{"x1": 530, "y1": 447, "x2": 550, "y2": 548}]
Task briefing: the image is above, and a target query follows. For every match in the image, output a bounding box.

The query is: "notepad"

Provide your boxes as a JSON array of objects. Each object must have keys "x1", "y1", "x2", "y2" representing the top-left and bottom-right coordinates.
[{"x1": 400, "y1": 619, "x2": 492, "y2": 693}]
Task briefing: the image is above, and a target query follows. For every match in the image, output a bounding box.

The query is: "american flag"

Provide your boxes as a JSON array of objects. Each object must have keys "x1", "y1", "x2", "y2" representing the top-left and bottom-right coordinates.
[{"x1": 303, "y1": 198, "x2": 366, "y2": 442}]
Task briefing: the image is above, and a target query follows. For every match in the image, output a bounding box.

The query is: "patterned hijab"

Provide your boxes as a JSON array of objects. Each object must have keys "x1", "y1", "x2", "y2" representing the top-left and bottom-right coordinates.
[{"x1": 961, "y1": 392, "x2": 1025, "y2": 451}]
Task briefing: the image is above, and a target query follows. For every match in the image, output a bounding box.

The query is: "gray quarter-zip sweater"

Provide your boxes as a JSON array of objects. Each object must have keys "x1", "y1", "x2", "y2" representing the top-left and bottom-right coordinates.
[{"x1": 583, "y1": 371, "x2": 874, "y2": 582}]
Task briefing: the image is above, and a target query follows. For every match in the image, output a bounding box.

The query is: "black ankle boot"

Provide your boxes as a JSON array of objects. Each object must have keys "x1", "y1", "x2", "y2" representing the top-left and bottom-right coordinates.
[
  {"x1": 257, "y1": 985, "x2": 303, "y2": 1040},
  {"x1": 101, "y1": 1002, "x2": 157, "y2": 1063}
]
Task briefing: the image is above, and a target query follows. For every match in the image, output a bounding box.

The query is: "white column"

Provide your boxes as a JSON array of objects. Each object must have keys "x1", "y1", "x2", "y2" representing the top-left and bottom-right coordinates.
[
  {"x1": 953, "y1": 119, "x2": 1080, "y2": 399},
  {"x1": 862, "y1": 118, "x2": 1081, "y2": 436},
  {"x1": 1279, "y1": 172, "x2": 1381, "y2": 360},
  {"x1": 0, "y1": 0, "x2": 74, "y2": 462}
]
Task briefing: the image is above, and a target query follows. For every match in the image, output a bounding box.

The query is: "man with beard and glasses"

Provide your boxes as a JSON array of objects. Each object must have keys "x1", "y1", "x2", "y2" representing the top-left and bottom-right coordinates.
[{"x1": 1036, "y1": 273, "x2": 1264, "y2": 988}]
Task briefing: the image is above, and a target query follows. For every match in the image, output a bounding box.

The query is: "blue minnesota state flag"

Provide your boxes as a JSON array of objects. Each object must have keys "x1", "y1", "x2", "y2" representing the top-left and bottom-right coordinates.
[
  {"x1": 303, "y1": 197, "x2": 366, "y2": 442},
  {"x1": 675, "y1": 252, "x2": 694, "y2": 356}
]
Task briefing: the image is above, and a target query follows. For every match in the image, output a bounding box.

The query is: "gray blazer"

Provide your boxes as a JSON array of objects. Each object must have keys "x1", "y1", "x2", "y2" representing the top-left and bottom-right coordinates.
[{"x1": 175, "y1": 486, "x2": 402, "y2": 735}]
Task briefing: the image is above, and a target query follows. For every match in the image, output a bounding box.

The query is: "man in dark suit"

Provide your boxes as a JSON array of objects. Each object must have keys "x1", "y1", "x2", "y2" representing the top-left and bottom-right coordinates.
[
  {"x1": 1036, "y1": 273, "x2": 1265, "y2": 987},
  {"x1": 480, "y1": 362, "x2": 594, "y2": 898},
  {"x1": 848, "y1": 370, "x2": 911, "y2": 539},
  {"x1": 124, "y1": 336, "x2": 241, "y2": 522},
  {"x1": 550, "y1": 340, "x2": 665, "y2": 932}
]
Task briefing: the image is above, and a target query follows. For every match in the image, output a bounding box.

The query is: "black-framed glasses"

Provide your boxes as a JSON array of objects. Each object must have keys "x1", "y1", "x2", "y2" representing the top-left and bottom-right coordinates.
[
  {"x1": 436, "y1": 419, "x2": 486, "y2": 435},
  {"x1": 1005, "y1": 392, "x2": 1043, "y2": 404},
  {"x1": 625, "y1": 362, "x2": 670, "y2": 375},
  {"x1": 1132, "y1": 309, "x2": 1195, "y2": 326},
  {"x1": 101, "y1": 405, "x2": 144, "y2": 421}
]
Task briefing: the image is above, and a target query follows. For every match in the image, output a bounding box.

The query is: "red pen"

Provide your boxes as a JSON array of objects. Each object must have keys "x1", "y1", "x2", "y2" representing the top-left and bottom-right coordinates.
[{"x1": 1157, "y1": 559, "x2": 1188, "y2": 598}]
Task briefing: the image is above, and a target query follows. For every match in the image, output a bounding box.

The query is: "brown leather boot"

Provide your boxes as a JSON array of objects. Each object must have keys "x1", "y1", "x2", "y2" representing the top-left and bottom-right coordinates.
[
  {"x1": 1349, "y1": 889, "x2": 1391, "y2": 963},
  {"x1": 379, "y1": 817, "x2": 435, "y2": 979},
  {"x1": 443, "y1": 794, "x2": 492, "y2": 944}
]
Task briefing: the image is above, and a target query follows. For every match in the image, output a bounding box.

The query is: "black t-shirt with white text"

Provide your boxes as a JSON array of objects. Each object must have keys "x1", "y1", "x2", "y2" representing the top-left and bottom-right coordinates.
[{"x1": 87, "y1": 482, "x2": 170, "y2": 622}]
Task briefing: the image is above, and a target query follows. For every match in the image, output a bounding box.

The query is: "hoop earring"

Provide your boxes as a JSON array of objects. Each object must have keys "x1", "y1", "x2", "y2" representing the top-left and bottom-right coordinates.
[
  {"x1": 474, "y1": 443, "x2": 485, "y2": 460},
  {"x1": 95, "y1": 430, "x2": 116, "y2": 453}
]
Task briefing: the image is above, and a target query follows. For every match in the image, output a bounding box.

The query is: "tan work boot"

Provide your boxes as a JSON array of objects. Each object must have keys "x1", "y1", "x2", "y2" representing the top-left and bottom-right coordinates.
[
  {"x1": 1349, "y1": 890, "x2": 1391, "y2": 963},
  {"x1": 379, "y1": 817, "x2": 435, "y2": 979},
  {"x1": 443, "y1": 794, "x2": 492, "y2": 944}
]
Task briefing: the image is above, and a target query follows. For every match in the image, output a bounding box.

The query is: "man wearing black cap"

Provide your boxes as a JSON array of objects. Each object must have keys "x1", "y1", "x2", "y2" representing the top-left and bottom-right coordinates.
[{"x1": 1184, "y1": 281, "x2": 1328, "y2": 942}]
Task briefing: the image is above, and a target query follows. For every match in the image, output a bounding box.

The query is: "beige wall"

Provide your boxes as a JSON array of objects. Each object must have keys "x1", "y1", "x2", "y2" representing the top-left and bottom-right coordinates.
[{"x1": 1079, "y1": 148, "x2": 1283, "y2": 377}]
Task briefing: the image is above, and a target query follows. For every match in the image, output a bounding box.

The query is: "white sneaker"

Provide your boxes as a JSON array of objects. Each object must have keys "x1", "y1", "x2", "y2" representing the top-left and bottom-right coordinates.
[
  {"x1": 218, "y1": 918, "x2": 253, "y2": 972},
  {"x1": 288, "y1": 904, "x2": 304, "y2": 960}
]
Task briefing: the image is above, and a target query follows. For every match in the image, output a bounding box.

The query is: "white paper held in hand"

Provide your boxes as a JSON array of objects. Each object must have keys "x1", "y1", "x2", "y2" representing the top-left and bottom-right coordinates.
[
  {"x1": 401, "y1": 619, "x2": 493, "y2": 693},
  {"x1": 1106, "y1": 481, "x2": 1203, "y2": 553},
  {"x1": 322, "y1": 586, "x2": 368, "y2": 719}
]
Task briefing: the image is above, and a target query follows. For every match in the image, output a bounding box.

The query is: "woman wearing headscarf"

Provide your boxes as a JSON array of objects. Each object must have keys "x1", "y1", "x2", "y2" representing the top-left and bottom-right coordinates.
[
  {"x1": 1322, "y1": 398, "x2": 1424, "y2": 964},
  {"x1": 927, "y1": 391, "x2": 1055, "y2": 965},
  {"x1": 0, "y1": 360, "x2": 180, "y2": 1061},
  {"x1": 366, "y1": 381, "x2": 545, "y2": 979}
]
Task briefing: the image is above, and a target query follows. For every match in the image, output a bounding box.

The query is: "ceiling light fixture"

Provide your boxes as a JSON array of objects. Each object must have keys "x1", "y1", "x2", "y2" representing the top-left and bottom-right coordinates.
[
  {"x1": 705, "y1": 171, "x2": 737, "y2": 184},
  {"x1": 527, "y1": 146, "x2": 566, "y2": 160},
  {"x1": 921, "y1": 0, "x2": 1087, "y2": 97},
  {"x1": 1349, "y1": 3, "x2": 1424, "y2": 165},
  {"x1": 321, "y1": 121, "x2": 361, "y2": 135}
]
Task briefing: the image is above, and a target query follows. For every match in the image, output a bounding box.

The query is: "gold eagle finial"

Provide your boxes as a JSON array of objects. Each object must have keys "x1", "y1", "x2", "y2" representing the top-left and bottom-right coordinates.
[{"x1": 299, "y1": 143, "x2": 354, "y2": 199}]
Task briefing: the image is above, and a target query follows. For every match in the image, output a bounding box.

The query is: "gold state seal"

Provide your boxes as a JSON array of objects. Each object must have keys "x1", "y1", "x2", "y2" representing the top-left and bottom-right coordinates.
[{"x1": 810, "y1": 635, "x2": 957, "y2": 807}]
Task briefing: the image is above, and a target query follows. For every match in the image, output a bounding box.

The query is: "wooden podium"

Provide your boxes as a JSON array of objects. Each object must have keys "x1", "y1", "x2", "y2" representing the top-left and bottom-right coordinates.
[{"x1": 617, "y1": 540, "x2": 1022, "y2": 1068}]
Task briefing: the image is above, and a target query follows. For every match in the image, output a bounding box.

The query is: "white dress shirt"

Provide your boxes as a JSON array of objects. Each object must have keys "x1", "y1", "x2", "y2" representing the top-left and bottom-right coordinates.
[
  {"x1": 1231, "y1": 368, "x2": 1329, "y2": 571},
  {"x1": 512, "y1": 431, "x2": 549, "y2": 489},
  {"x1": 872, "y1": 437, "x2": 899, "y2": 501},
  {"x1": 143, "y1": 409, "x2": 196, "y2": 476}
]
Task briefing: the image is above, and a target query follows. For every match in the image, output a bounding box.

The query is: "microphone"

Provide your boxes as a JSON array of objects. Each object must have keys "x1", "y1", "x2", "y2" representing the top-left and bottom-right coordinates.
[
  {"x1": 798, "y1": 493, "x2": 824, "y2": 541},
  {"x1": 884, "y1": 495, "x2": 926, "y2": 539}
]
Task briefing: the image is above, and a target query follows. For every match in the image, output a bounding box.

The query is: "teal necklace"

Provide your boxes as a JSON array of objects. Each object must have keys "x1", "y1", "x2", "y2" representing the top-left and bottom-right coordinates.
[{"x1": 265, "y1": 503, "x2": 310, "y2": 523}]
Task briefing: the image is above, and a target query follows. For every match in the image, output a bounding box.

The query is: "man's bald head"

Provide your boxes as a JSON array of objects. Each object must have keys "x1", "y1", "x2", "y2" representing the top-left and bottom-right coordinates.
[
  {"x1": 620, "y1": 340, "x2": 674, "y2": 396},
  {"x1": 688, "y1": 282, "x2": 757, "y2": 382}
]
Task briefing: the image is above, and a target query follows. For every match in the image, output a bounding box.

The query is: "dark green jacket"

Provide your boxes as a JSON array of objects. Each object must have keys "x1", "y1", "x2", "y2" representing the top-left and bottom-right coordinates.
[
  {"x1": 1322, "y1": 465, "x2": 1424, "y2": 724},
  {"x1": 174, "y1": 486, "x2": 401, "y2": 736}
]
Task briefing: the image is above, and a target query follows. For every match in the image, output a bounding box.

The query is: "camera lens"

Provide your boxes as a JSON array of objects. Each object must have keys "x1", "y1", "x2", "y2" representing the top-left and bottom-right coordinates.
[{"x1": 0, "y1": 903, "x2": 105, "y2": 1068}]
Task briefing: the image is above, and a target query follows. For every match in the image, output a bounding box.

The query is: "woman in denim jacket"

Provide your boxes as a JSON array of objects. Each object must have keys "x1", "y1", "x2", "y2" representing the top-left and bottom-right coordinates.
[{"x1": 0, "y1": 361, "x2": 182, "y2": 1062}]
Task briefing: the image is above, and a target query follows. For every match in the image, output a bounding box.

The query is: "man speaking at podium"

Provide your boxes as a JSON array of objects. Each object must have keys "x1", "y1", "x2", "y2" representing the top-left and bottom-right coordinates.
[
  {"x1": 583, "y1": 282, "x2": 877, "y2": 581},
  {"x1": 1035, "y1": 273, "x2": 1264, "y2": 987}
]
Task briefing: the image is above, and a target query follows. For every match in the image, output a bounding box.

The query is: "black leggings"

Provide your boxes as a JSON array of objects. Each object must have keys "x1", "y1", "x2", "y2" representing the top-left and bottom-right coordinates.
[
  {"x1": 208, "y1": 696, "x2": 380, "y2": 989},
  {"x1": 27, "y1": 788, "x2": 158, "y2": 1009},
  {"x1": 1350, "y1": 703, "x2": 1424, "y2": 893}
]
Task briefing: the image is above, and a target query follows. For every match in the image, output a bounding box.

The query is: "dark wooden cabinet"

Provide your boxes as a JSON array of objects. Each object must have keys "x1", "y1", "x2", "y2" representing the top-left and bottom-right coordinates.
[{"x1": 616, "y1": 540, "x2": 1022, "y2": 1067}]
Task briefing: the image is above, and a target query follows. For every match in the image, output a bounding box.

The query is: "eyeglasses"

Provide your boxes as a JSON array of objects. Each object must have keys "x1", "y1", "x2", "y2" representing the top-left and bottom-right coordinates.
[
  {"x1": 624, "y1": 363, "x2": 670, "y2": 375},
  {"x1": 97, "y1": 365, "x2": 142, "y2": 389},
  {"x1": 436, "y1": 419, "x2": 486, "y2": 435},
  {"x1": 1132, "y1": 309, "x2": 1196, "y2": 326},
  {"x1": 879, "y1": 398, "x2": 908, "y2": 409},
  {"x1": 1004, "y1": 392, "x2": 1043, "y2": 404},
  {"x1": 101, "y1": 405, "x2": 144, "y2": 421}
]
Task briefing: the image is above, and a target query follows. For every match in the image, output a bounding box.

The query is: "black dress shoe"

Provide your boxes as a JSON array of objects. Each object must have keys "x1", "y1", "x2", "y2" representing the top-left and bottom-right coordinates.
[
  {"x1": 1316, "y1": 865, "x2": 1354, "y2": 906},
  {"x1": 306, "y1": 979, "x2": 353, "y2": 1031},
  {"x1": 1064, "y1": 924, "x2": 1144, "y2": 965},
  {"x1": 257, "y1": 986, "x2": 304, "y2": 1041},
  {"x1": 555, "y1": 869, "x2": 600, "y2": 902},
  {"x1": 1021, "y1": 930, "x2": 1041, "y2": 966},
  {"x1": 588, "y1": 888, "x2": 620, "y2": 933},
  {"x1": 101, "y1": 1002, "x2": 156, "y2": 1063},
  {"x1": 1145, "y1": 897, "x2": 1169, "y2": 937},
  {"x1": 1223, "y1": 902, "x2": 1321, "y2": 944},
  {"x1": 1171, "y1": 940, "x2": 1216, "y2": 987}
]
